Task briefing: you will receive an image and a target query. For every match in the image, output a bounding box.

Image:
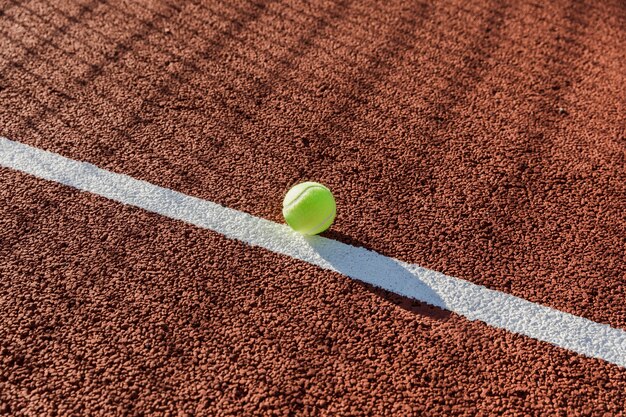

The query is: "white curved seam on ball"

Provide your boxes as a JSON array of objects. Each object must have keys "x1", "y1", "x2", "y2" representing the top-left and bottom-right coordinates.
[
  {"x1": 283, "y1": 184, "x2": 327, "y2": 211},
  {"x1": 302, "y1": 207, "x2": 336, "y2": 235}
]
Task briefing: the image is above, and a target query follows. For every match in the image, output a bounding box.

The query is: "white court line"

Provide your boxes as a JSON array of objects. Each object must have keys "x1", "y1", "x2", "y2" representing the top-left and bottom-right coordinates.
[{"x1": 1, "y1": 136, "x2": 625, "y2": 368}]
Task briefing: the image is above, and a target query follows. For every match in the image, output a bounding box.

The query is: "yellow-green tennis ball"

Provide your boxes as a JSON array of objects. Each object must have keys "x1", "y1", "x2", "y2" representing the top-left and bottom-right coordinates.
[{"x1": 282, "y1": 182, "x2": 336, "y2": 235}]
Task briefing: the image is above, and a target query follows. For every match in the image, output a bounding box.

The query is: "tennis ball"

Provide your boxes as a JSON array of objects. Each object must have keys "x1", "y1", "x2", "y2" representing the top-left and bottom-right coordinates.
[{"x1": 282, "y1": 182, "x2": 336, "y2": 235}]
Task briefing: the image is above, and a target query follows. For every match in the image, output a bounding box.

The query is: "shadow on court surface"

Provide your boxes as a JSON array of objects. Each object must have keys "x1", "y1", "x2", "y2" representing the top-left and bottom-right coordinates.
[{"x1": 304, "y1": 233, "x2": 451, "y2": 321}]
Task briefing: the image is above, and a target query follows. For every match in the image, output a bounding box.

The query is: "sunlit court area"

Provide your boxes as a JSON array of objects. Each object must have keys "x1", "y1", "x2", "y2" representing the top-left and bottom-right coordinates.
[{"x1": 1, "y1": 0, "x2": 625, "y2": 415}]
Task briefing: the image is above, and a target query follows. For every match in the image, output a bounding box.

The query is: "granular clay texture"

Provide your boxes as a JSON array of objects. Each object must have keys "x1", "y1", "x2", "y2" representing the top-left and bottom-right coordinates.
[
  {"x1": 1, "y1": 0, "x2": 625, "y2": 415},
  {"x1": 2, "y1": 170, "x2": 625, "y2": 415}
]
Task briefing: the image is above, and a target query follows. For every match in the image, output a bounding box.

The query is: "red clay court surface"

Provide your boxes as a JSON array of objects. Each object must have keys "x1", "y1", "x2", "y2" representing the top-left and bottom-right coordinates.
[{"x1": 1, "y1": 0, "x2": 625, "y2": 415}]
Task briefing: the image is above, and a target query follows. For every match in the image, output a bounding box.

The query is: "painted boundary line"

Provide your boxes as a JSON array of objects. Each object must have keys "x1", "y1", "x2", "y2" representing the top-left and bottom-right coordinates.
[{"x1": 1, "y1": 136, "x2": 625, "y2": 368}]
